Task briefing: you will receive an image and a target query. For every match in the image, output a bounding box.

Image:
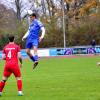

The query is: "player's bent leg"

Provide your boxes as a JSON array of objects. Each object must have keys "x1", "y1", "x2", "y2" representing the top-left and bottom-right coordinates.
[
  {"x1": 26, "y1": 48, "x2": 35, "y2": 62},
  {"x1": 33, "y1": 46, "x2": 39, "y2": 69},
  {"x1": 26, "y1": 48, "x2": 31, "y2": 56},
  {"x1": 16, "y1": 77, "x2": 23, "y2": 96}
]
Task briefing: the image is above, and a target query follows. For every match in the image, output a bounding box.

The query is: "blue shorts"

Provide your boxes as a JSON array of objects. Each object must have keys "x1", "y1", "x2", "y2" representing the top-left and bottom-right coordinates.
[{"x1": 26, "y1": 39, "x2": 38, "y2": 49}]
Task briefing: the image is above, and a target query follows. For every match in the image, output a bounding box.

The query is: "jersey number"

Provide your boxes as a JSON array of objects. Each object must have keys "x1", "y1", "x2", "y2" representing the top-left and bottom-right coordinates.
[{"x1": 7, "y1": 50, "x2": 11, "y2": 59}]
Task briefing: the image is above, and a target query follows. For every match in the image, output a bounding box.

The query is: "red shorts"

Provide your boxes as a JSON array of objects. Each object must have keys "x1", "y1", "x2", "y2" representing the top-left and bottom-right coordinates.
[{"x1": 3, "y1": 63, "x2": 21, "y2": 77}]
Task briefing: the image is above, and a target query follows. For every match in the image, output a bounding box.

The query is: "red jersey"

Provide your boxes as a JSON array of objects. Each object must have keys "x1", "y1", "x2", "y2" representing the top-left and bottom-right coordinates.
[{"x1": 3, "y1": 43, "x2": 20, "y2": 65}]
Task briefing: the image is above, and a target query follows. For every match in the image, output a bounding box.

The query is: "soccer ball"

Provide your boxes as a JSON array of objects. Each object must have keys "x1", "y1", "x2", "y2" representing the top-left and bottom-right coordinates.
[
  {"x1": 97, "y1": 62, "x2": 100, "y2": 66},
  {"x1": 27, "y1": 10, "x2": 33, "y2": 15}
]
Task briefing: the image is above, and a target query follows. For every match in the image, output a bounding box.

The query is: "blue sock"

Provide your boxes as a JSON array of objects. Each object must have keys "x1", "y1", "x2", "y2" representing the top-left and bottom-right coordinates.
[
  {"x1": 30, "y1": 56, "x2": 35, "y2": 62},
  {"x1": 34, "y1": 55, "x2": 38, "y2": 62}
]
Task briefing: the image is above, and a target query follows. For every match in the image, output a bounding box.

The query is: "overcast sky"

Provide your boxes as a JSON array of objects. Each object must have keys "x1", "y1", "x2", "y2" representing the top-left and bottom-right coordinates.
[
  {"x1": 0, "y1": 0, "x2": 32, "y2": 17},
  {"x1": 0, "y1": 0, "x2": 31, "y2": 11}
]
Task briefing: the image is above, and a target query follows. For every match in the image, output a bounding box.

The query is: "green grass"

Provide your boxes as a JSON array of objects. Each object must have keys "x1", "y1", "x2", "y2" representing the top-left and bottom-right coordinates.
[{"x1": 0, "y1": 56, "x2": 100, "y2": 100}]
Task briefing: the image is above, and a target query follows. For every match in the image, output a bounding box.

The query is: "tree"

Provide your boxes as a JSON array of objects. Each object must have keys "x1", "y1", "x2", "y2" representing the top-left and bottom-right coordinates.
[
  {"x1": 15, "y1": 0, "x2": 21, "y2": 21},
  {"x1": 0, "y1": 4, "x2": 17, "y2": 33}
]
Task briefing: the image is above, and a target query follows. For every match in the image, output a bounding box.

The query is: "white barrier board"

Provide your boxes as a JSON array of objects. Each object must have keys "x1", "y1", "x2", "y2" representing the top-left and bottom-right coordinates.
[{"x1": 30, "y1": 49, "x2": 50, "y2": 57}]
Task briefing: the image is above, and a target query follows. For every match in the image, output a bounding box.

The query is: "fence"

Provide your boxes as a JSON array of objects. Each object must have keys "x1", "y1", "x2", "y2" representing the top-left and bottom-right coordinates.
[{"x1": 0, "y1": 46, "x2": 100, "y2": 58}]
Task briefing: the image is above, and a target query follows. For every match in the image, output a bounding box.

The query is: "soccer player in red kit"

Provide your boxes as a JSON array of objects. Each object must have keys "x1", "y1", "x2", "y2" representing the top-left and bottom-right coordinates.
[{"x1": 0, "y1": 35, "x2": 23, "y2": 96}]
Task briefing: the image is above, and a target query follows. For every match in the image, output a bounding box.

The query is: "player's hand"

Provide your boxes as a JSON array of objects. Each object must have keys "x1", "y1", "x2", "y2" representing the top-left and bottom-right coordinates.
[
  {"x1": 19, "y1": 64, "x2": 23, "y2": 68},
  {"x1": 2, "y1": 54, "x2": 6, "y2": 60},
  {"x1": 22, "y1": 37, "x2": 25, "y2": 41},
  {"x1": 39, "y1": 37, "x2": 43, "y2": 43}
]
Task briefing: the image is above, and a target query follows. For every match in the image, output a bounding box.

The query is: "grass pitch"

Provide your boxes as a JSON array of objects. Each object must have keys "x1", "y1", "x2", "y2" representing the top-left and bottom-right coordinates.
[{"x1": 0, "y1": 56, "x2": 100, "y2": 100}]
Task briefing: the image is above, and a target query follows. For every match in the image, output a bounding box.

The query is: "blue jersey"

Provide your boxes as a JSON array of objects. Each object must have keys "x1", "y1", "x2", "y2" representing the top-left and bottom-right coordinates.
[{"x1": 27, "y1": 19, "x2": 44, "y2": 41}]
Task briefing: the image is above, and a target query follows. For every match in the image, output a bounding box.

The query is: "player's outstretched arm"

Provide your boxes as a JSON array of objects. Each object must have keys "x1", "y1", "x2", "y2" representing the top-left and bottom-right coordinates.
[
  {"x1": 2, "y1": 53, "x2": 6, "y2": 60},
  {"x1": 39, "y1": 27, "x2": 45, "y2": 42},
  {"x1": 22, "y1": 30, "x2": 29, "y2": 41}
]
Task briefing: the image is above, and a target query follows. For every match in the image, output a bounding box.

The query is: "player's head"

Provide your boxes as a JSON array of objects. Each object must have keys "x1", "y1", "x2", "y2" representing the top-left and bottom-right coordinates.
[
  {"x1": 8, "y1": 35, "x2": 15, "y2": 42},
  {"x1": 29, "y1": 13, "x2": 37, "y2": 21}
]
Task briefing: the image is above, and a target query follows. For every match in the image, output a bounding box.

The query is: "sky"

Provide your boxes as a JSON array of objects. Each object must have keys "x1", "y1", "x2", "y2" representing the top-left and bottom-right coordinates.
[
  {"x1": 0, "y1": 0, "x2": 60, "y2": 17},
  {"x1": 0, "y1": 0, "x2": 32, "y2": 17}
]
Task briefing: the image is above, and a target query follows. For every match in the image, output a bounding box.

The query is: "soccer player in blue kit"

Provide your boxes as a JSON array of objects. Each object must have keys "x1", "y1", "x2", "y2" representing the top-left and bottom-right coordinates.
[{"x1": 22, "y1": 12, "x2": 45, "y2": 69}]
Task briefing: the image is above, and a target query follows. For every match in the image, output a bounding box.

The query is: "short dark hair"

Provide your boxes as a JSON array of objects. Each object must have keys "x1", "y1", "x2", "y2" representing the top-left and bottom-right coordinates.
[
  {"x1": 30, "y1": 13, "x2": 36, "y2": 18},
  {"x1": 8, "y1": 35, "x2": 14, "y2": 42}
]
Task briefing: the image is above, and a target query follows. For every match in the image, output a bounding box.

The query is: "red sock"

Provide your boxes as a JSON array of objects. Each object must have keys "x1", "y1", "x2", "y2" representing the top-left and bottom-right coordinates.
[
  {"x1": 0, "y1": 81, "x2": 5, "y2": 92},
  {"x1": 17, "y1": 80, "x2": 22, "y2": 91}
]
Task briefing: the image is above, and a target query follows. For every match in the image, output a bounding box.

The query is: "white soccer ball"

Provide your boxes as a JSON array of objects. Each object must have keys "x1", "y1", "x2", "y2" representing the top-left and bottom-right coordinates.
[
  {"x1": 27, "y1": 10, "x2": 33, "y2": 15},
  {"x1": 97, "y1": 62, "x2": 100, "y2": 66}
]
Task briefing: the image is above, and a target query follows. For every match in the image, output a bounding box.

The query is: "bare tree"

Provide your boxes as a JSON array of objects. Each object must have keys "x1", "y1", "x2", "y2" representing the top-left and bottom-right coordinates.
[
  {"x1": 15, "y1": 0, "x2": 21, "y2": 21},
  {"x1": 2, "y1": 0, "x2": 29, "y2": 21},
  {"x1": 41, "y1": 0, "x2": 46, "y2": 17}
]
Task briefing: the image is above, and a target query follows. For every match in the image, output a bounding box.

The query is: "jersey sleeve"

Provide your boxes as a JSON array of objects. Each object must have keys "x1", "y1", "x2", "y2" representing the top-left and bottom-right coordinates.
[{"x1": 37, "y1": 20, "x2": 44, "y2": 28}]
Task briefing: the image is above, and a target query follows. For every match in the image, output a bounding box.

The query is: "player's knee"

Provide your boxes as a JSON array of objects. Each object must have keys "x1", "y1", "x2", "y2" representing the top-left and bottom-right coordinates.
[
  {"x1": 2, "y1": 76, "x2": 8, "y2": 81},
  {"x1": 16, "y1": 77, "x2": 21, "y2": 80},
  {"x1": 1, "y1": 80, "x2": 7, "y2": 82},
  {"x1": 26, "y1": 50, "x2": 30, "y2": 55},
  {"x1": 26, "y1": 51, "x2": 32, "y2": 57},
  {"x1": 26, "y1": 51, "x2": 30, "y2": 55}
]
